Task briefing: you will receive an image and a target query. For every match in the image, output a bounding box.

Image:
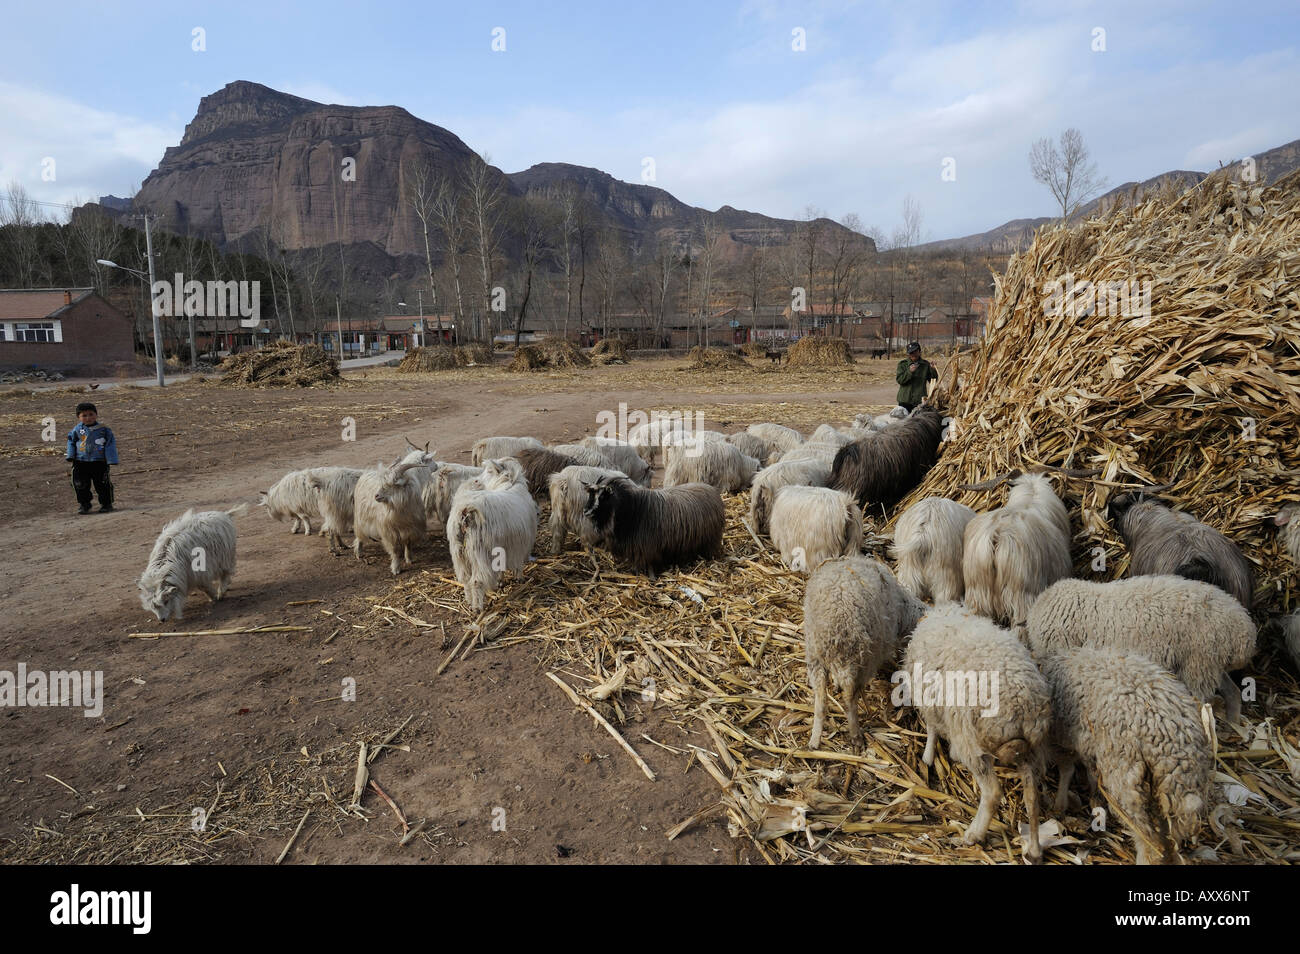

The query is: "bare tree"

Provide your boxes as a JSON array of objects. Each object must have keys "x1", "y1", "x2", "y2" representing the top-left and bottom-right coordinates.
[
  {"x1": 402, "y1": 159, "x2": 443, "y2": 339},
  {"x1": 742, "y1": 239, "x2": 768, "y2": 342},
  {"x1": 464, "y1": 152, "x2": 507, "y2": 342},
  {"x1": 1, "y1": 182, "x2": 42, "y2": 288},
  {"x1": 827, "y1": 213, "x2": 868, "y2": 336},
  {"x1": 1030, "y1": 128, "x2": 1108, "y2": 221},
  {"x1": 509, "y1": 197, "x2": 555, "y2": 347},
  {"x1": 694, "y1": 213, "x2": 723, "y2": 346}
]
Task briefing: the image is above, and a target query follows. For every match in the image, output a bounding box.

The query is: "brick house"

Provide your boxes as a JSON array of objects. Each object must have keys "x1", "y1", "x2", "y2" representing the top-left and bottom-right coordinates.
[{"x1": 0, "y1": 288, "x2": 136, "y2": 375}]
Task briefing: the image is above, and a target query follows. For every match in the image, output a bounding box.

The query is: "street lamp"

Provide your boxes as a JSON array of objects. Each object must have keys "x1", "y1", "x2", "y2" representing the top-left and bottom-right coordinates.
[{"x1": 98, "y1": 213, "x2": 164, "y2": 386}]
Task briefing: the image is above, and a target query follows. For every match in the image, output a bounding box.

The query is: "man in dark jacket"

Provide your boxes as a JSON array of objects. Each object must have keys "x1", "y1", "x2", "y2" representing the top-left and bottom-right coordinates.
[{"x1": 895, "y1": 341, "x2": 938, "y2": 411}]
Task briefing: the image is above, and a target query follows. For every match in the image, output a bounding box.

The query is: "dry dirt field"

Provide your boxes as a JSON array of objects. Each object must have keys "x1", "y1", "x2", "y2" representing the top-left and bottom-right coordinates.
[{"x1": 0, "y1": 354, "x2": 906, "y2": 864}]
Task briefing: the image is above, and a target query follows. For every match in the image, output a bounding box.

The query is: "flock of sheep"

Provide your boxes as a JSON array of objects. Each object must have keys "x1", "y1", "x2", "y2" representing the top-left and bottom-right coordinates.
[{"x1": 133, "y1": 401, "x2": 1300, "y2": 865}]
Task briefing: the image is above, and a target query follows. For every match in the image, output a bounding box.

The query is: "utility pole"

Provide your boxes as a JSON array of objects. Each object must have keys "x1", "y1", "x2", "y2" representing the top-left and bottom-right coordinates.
[{"x1": 143, "y1": 214, "x2": 164, "y2": 387}]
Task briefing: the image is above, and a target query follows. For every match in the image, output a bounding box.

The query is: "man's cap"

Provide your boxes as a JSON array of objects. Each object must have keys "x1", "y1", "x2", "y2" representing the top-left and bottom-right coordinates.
[
  {"x1": 907, "y1": 341, "x2": 921, "y2": 353},
  {"x1": 76, "y1": 402, "x2": 98, "y2": 414}
]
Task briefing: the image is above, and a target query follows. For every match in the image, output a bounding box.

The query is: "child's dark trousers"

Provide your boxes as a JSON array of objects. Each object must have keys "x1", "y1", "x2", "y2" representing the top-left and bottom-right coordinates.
[{"x1": 71, "y1": 460, "x2": 114, "y2": 509}]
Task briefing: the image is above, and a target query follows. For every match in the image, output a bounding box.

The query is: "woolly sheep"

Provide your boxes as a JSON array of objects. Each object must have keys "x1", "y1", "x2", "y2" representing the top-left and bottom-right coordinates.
[
  {"x1": 353, "y1": 455, "x2": 432, "y2": 575},
  {"x1": 853, "y1": 405, "x2": 910, "y2": 431},
  {"x1": 309, "y1": 466, "x2": 365, "y2": 553},
  {"x1": 576, "y1": 474, "x2": 725, "y2": 576},
  {"x1": 1109, "y1": 492, "x2": 1253, "y2": 609},
  {"x1": 448, "y1": 458, "x2": 538, "y2": 612},
  {"x1": 663, "y1": 440, "x2": 760, "y2": 494},
  {"x1": 579, "y1": 437, "x2": 652, "y2": 486},
  {"x1": 138, "y1": 506, "x2": 244, "y2": 621},
  {"x1": 770, "y1": 485, "x2": 864, "y2": 573},
  {"x1": 963, "y1": 473, "x2": 1073, "y2": 627},
  {"x1": 778, "y1": 441, "x2": 841, "y2": 464},
  {"x1": 904, "y1": 607, "x2": 1052, "y2": 863},
  {"x1": 1038, "y1": 647, "x2": 1212, "y2": 865},
  {"x1": 749, "y1": 457, "x2": 833, "y2": 534},
  {"x1": 747, "y1": 422, "x2": 803, "y2": 455},
  {"x1": 1024, "y1": 575, "x2": 1257, "y2": 722},
  {"x1": 830, "y1": 407, "x2": 944, "y2": 512},
  {"x1": 547, "y1": 464, "x2": 626, "y2": 555},
  {"x1": 471, "y1": 436, "x2": 544, "y2": 466},
  {"x1": 891, "y1": 496, "x2": 978, "y2": 603},
  {"x1": 803, "y1": 556, "x2": 924, "y2": 750}
]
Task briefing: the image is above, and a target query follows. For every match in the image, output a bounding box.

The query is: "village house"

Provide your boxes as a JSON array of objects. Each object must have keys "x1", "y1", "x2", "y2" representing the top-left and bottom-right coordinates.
[{"x1": 0, "y1": 288, "x2": 136, "y2": 375}]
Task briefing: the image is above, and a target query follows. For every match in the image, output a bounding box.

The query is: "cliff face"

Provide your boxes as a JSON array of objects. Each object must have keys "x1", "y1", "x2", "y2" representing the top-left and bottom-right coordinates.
[{"x1": 135, "y1": 81, "x2": 512, "y2": 257}]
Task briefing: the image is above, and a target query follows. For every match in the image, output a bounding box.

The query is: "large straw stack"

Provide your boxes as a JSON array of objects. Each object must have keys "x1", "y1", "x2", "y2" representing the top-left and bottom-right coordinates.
[
  {"x1": 904, "y1": 170, "x2": 1300, "y2": 615},
  {"x1": 219, "y1": 341, "x2": 340, "y2": 387}
]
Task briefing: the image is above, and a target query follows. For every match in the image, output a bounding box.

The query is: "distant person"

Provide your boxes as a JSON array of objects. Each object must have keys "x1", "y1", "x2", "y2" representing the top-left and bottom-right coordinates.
[
  {"x1": 896, "y1": 341, "x2": 938, "y2": 411},
  {"x1": 66, "y1": 401, "x2": 118, "y2": 514}
]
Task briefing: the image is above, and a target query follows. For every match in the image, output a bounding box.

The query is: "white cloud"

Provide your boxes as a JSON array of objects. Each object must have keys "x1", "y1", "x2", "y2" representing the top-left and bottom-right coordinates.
[{"x1": 0, "y1": 82, "x2": 179, "y2": 211}]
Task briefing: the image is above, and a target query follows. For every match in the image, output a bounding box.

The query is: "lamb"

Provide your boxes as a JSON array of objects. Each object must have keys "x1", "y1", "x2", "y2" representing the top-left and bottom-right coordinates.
[
  {"x1": 138, "y1": 505, "x2": 245, "y2": 621},
  {"x1": 891, "y1": 496, "x2": 978, "y2": 603},
  {"x1": 663, "y1": 440, "x2": 760, "y2": 494},
  {"x1": 308, "y1": 466, "x2": 366, "y2": 553},
  {"x1": 547, "y1": 464, "x2": 625, "y2": 555},
  {"x1": 803, "y1": 556, "x2": 925, "y2": 750},
  {"x1": 1023, "y1": 575, "x2": 1257, "y2": 722},
  {"x1": 746, "y1": 422, "x2": 803, "y2": 456},
  {"x1": 352, "y1": 455, "x2": 433, "y2": 575},
  {"x1": 809, "y1": 423, "x2": 853, "y2": 447},
  {"x1": 1109, "y1": 492, "x2": 1254, "y2": 609},
  {"x1": 514, "y1": 447, "x2": 584, "y2": 499},
  {"x1": 853, "y1": 405, "x2": 910, "y2": 432},
  {"x1": 576, "y1": 474, "x2": 725, "y2": 575},
  {"x1": 1276, "y1": 504, "x2": 1300, "y2": 669},
  {"x1": 471, "y1": 435, "x2": 544, "y2": 466},
  {"x1": 769, "y1": 485, "x2": 864, "y2": 573},
  {"x1": 579, "y1": 437, "x2": 652, "y2": 486},
  {"x1": 447, "y1": 458, "x2": 538, "y2": 612},
  {"x1": 748, "y1": 457, "x2": 833, "y2": 534},
  {"x1": 962, "y1": 473, "x2": 1073, "y2": 627},
  {"x1": 830, "y1": 407, "x2": 944, "y2": 512},
  {"x1": 260, "y1": 467, "x2": 326, "y2": 536},
  {"x1": 1037, "y1": 647, "x2": 1212, "y2": 865},
  {"x1": 903, "y1": 607, "x2": 1052, "y2": 863},
  {"x1": 725, "y1": 430, "x2": 777, "y2": 465},
  {"x1": 427, "y1": 462, "x2": 485, "y2": 528}
]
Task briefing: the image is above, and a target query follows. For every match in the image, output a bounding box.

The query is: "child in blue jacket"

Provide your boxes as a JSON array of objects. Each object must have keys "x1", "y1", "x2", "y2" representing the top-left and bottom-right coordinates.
[{"x1": 66, "y1": 401, "x2": 119, "y2": 514}]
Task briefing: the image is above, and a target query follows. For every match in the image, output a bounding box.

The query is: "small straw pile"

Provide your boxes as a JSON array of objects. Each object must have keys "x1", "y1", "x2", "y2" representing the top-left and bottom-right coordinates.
[
  {"x1": 508, "y1": 340, "x2": 592, "y2": 371},
  {"x1": 688, "y1": 347, "x2": 750, "y2": 370},
  {"x1": 905, "y1": 169, "x2": 1300, "y2": 617},
  {"x1": 457, "y1": 342, "x2": 493, "y2": 366},
  {"x1": 785, "y1": 337, "x2": 855, "y2": 368},
  {"x1": 590, "y1": 338, "x2": 631, "y2": 364},
  {"x1": 219, "y1": 341, "x2": 340, "y2": 387},
  {"x1": 397, "y1": 346, "x2": 459, "y2": 372},
  {"x1": 741, "y1": 341, "x2": 769, "y2": 358}
]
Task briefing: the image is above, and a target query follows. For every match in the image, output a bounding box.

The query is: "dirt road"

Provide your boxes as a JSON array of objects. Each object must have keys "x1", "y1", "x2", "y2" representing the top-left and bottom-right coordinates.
[{"x1": 0, "y1": 361, "x2": 899, "y2": 863}]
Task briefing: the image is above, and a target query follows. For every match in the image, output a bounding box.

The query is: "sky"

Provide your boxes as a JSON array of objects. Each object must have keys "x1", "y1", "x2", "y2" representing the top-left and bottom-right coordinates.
[{"x1": 1, "y1": 0, "x2": 1297, "y2": 242}]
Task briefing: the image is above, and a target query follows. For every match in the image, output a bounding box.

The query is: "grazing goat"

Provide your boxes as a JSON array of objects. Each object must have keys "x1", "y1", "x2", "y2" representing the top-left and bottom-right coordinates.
[
  {"x1": 428, "y1": 463, "x2": 485, "y2": 528},
  {"x1": 769, "y1": 485, "x2": 864, "y2": 573},
  {"x1": 663, "y1": 440, "x2": 759, "y2": 493},
  {"x1": 580, "y1": 437, "x2": 652, "y2": 486},
  {"x1": 962, "y1": 473, "x2": 1072, "y2": 626},
  {"x1": 1109, "y1": 492, "x2": 1253, "y2": 609},
  {"x1": 514, "y1": 447, "x2": 583, "y2": 499},
  {"x1": 577, "y1": 474, "x2": 724, "y2": 576},
  {"x1": 891, "y1": 497, "x2": 977, "y2": 603},
  {"x1": 138, "y1": 506, "x2": 245, "y2": 621},
  {"x1": 749, "y1": 457, "x2": 833, "y2": 534},
  {"x1": 830, "y1": 407, "x2": 943, "y2": 512},
  {"x1": 547, "y1": 465, "x2": 625, "y2": 555},
  {"x1": 448, "y1": 458, "x2": 538, "y2": 612},
  {"x1": 261, "y1": 467, "x2": 326, "y2": 536},
  {"x1": 746, "y1": 422, "x2": 803, "y2": 456}
]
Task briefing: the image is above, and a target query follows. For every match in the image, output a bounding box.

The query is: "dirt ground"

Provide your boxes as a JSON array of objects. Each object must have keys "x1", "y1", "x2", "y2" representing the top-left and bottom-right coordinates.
[{"x1": 0, "y1": 355, "x2": 905, "y2": 864}]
